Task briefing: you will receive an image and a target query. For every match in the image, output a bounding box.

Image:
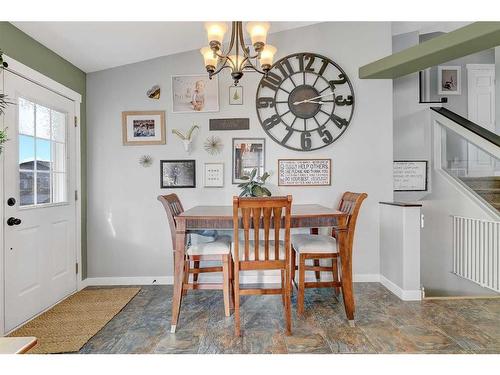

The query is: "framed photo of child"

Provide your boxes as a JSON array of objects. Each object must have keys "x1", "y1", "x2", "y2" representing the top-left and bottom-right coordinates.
[{"x1": 171, "y1": 74, "x2": 219, "y2": 113}]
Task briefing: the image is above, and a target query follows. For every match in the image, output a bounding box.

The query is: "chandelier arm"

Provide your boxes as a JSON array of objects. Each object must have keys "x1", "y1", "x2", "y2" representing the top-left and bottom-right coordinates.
[
  {"x1": 243, "y1": 58, "x2": 267, "y2": 75},
  {"x1": 237, "y1": 22, "x2": 249, "y2": 55},
  {"x1": 225, "y1": 21, "x2": 237, "y2": 56},
  {"x1": 209, "y1": 63, "x2": 233, "y2": 78}
]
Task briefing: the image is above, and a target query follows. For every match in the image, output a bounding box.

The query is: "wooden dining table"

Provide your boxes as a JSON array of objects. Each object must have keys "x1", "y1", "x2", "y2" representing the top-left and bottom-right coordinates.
[{"x1": 171, "y1": 204, "x2": 354, "y2": 333}]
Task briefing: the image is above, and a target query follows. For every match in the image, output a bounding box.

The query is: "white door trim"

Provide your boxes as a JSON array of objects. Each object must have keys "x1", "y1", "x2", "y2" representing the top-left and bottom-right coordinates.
[{"x1": 0, "y1": 55, "x2": 82, "y2": 336}]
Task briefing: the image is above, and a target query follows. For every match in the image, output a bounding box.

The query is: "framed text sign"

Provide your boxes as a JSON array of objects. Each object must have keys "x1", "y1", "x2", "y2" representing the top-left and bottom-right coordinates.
[
  {"x1": 278, "y1": 159, "x2": 331, "y2": 186},
  {"x1": 393, "y1": 161, "x2": 428, "y2": 191}
]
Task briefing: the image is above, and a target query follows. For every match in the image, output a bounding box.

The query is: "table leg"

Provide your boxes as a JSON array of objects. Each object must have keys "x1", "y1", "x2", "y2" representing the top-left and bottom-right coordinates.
[
  {"x1": 337, "y1": 215, "x2": 355, "y2": 326},
  {"x1": 171, "y1": 221, "x2": 186, "y2": 333}
]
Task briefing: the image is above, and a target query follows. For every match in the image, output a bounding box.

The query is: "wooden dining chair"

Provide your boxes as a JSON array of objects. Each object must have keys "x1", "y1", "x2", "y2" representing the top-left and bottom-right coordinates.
[
  {"x1": 291, "y1": 192, "x2": 368, "y2": 317},
  {"x1": 232, "y1": 195, "x2": 293, "y2": 337},
  {"x1": 158, "y1": 194, "x2": 233, "y2": 317}
]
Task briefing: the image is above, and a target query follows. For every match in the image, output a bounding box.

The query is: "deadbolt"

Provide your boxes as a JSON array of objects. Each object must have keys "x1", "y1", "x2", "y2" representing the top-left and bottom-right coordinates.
[{"x1": 7, "y1": 197, "x2": 16, "y2": 206}]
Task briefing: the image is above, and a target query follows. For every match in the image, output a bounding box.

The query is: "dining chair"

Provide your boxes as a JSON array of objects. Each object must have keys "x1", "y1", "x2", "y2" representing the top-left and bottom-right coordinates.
[
  {"x1": 291, "y1": 192, "x2": 368, "y2": 316},
  {"x1": 232, "y1": 195, "x2": 293, "y2": 337},
  {"x1": 158, "y1": 194, "x2": 233, "y2": 317}
]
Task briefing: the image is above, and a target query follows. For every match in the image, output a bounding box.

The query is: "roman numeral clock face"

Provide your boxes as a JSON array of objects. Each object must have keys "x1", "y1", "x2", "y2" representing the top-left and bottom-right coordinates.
[{"x1": 256, "y1": 52, "x2": 355, "y2": 151}]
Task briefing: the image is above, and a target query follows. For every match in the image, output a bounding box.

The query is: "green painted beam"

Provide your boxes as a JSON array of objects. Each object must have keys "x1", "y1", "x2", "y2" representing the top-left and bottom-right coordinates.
[{"x1": 359, "y1": 22, "x2": 500, "y2": 79}]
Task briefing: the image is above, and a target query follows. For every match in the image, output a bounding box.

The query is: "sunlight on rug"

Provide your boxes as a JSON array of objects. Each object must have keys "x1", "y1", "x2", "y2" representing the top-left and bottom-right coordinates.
[{"x1": 8, "y1": 287, "x2": 140, "y2": 354}]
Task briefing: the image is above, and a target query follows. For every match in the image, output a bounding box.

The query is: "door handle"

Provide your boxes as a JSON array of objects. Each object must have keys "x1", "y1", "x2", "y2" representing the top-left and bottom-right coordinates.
[{"x1": 7, "y1": 217, "x2": 22, "y2": 226}]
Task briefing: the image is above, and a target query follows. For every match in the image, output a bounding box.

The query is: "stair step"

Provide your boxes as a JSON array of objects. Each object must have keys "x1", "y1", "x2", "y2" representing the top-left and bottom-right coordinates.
[{"x1": 461, "y1": 177, "x2": 500, "y2": 189}]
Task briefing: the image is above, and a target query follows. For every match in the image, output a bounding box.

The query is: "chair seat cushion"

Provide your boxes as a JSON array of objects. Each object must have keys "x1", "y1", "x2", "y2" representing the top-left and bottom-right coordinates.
[
  {"x1": 231, "y1": 240, "x2": 286, "y2": 261},
  {"x1": 291, "y1": 234, "x2": 338, "y2": 254},
  {"x1": 186, "y1": 235, "x2": 231, "y2": 256}
]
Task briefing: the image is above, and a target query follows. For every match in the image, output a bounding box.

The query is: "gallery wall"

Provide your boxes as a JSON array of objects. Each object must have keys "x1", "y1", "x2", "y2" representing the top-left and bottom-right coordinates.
[{"x1": 85, "y1": 22, "x2": 393, "y2": 281}]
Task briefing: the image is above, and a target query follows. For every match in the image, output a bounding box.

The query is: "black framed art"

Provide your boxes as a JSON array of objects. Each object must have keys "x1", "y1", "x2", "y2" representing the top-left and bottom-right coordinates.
[{"x1": 160, "y1": 160, "x2": 196, "y2": 188}]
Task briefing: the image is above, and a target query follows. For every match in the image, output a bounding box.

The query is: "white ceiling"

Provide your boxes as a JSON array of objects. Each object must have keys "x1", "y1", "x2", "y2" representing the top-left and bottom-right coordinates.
[{"x1": 12, "y1": 22, "x2": 318, "y2": 73}]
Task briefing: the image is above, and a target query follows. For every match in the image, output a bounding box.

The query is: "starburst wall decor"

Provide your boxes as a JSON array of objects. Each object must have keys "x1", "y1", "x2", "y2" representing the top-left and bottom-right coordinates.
[{"x1": 204, "y1": 136, "x2": 223, "y2": 155}]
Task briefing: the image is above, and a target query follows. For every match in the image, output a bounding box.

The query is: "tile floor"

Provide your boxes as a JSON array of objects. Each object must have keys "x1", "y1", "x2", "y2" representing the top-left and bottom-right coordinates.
[{"x1": 80, "y1": 283, "x2": 500, "y2": 354}]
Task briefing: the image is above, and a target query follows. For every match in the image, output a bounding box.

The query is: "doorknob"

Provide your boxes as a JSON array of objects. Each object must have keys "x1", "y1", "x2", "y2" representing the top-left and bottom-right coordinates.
[{"x1": 7, "y1": 217, "x2": 22, "y2": 226}]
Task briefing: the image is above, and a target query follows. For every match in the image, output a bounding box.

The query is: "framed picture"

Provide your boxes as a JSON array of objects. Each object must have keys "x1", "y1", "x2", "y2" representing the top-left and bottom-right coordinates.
[
  {"x1": 438, "y1": 66, "x2": 461, "y2": 95},
  {"x1": 393, "y1": 160, "x2": 428, "y2": 192},
  {"x1": 229, "y1": 86, "x2": 243, "y2": 105},
  {"x1": 204, "y1": 163, "x2": 224, "y2": 187},
  {"x1": 278, "y1": 159, "x2": 331, "y2": 186},
  {"x1": 122, "y1": 111, "x2": 165, "y2": 145},
  {"x1": 171, "y1": 74, "x2": 219, "y2": 113},
  {"x1": 232, "y1": 138, "x2": 265, "y2": 184},
  {"x1": 160, "y1": 160, "x2": 196, "y2": 188}
]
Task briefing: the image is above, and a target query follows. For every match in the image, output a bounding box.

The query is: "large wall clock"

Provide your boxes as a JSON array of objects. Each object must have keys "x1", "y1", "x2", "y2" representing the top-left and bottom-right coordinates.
[{"x1": 255, "y1": 52, "x2": 355, "y2": 151}]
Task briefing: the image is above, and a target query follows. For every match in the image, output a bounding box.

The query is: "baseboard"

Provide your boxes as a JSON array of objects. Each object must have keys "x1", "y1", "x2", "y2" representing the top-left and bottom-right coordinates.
[
  {"x1": 380, "y1": 275, "x2": 422, "y2": 301},
  {"x1": 83, "y1": 276, "x2": 173, "y2": 287},
  {"x1": 83, "y1": 273, "x2": 381, "y2": 286}
]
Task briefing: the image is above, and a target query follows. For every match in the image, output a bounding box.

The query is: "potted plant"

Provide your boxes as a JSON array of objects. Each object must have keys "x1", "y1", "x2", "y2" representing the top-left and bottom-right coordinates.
[{"x1": 238, "y1": 168, "x2": 272, "y2": 197}]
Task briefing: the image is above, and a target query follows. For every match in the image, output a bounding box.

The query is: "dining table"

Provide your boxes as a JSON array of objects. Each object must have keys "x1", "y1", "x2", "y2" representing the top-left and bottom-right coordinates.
[{"x1": 170, "y1": 204, "x2": 353, "y2": 332}]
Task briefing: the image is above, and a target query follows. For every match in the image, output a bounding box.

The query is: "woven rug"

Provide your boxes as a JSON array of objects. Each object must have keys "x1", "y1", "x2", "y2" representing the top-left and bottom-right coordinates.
[{"x1": 8, "y1": 287, "x2": 140, "y2": 354}]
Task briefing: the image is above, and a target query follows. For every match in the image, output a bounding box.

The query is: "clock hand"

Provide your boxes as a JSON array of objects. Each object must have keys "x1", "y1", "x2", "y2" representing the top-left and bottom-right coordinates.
[{"x1": 292, "y1": 92, "x2": 334, "y2": 105}]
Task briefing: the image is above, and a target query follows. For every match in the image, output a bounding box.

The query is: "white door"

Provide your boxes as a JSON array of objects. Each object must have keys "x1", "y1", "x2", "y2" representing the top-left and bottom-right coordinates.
[
  {"x1": 2, "y1": 70, "x2": 77, "y2": 332},
  {"x1": 467, "y1": 64, "x2": 496, "y2": 177}
]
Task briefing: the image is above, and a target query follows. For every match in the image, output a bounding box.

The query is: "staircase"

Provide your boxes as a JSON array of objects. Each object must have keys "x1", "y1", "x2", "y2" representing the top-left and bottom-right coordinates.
[{"x1": 460, "y1": 176, "x2": 500, "y2": 212}]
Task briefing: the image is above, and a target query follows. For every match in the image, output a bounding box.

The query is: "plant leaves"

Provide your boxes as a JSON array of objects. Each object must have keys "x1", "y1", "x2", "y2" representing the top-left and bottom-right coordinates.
[
  {"x1": 239, "y1": 175, "x2": 250, "y2": 180},
  {"x1": 250, "y1": 168, "x2": 257, "y2": 180},
  {"x1": 252, "y1": 185, "x2": 264, "y2": 197},
  {"x1": 261, "y1": 172, "x2": 270, "y2": 182},
  {"x1": 261, "y1": 187, "x2": 272, "y2": 196}
]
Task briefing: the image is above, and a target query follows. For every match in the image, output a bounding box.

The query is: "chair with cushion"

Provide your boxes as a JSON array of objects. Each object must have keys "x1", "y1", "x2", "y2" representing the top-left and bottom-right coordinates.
[
  {"x1": 291, "y1": 192, "x2": 368, "y2": 318},
  {"x1": 232, "y1": 195, "x2": 293, "y2": 337},
  {"x1": 158, "y1": 194, "x2": 233, "y2": 318}
]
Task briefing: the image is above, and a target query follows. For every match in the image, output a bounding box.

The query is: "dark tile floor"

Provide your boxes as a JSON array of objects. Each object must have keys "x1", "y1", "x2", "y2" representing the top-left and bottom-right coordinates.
[{"x1": 79, "y1": 283, "x2": 500, "y2": 354}]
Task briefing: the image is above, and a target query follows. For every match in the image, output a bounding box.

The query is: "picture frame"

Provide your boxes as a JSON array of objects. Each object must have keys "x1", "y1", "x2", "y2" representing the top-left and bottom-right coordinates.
[
  {"x1": 393, "y1": 160, "x2": 428, "y2": 192},
  {"x1": 160, "y1": 160, "x2": 196, "y2": 188},
  {"x1": 229, "y1": 85, "x2": 243, "y2": 105},
  {"x1": 171, "y1": 74, "x2": 219, "y2": 113},
  {"x1": 204, "y1": 162, "x2": 224, "y2": 187},
  {"x1": 278, "y1": 159, "x2": 332, "y2": 186},
  {"x1": 438, "y1": 66, "x2": 461, "y2": 95},
  {"x1": 232, "y1": 138, "x2": 266, "y2": 184},
  {"x1": 121, "y1": 111, "x2": 166, "y2": 145}
]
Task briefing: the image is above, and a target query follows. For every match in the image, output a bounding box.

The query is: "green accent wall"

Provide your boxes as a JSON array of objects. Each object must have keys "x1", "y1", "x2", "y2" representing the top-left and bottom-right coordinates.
[
  {"x1": 359, "y1": 22, "x2": 500, "y2": 79},
  {"x1": 0, "y1": 22, "x2": 88, "y2": 278}
]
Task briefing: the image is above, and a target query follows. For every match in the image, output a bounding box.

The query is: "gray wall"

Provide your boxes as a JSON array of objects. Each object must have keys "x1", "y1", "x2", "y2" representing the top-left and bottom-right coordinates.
[
  {"x1": 86, "y1": 22, "x2": 393, "y2": 280},
  {"x1": 429, "y1": 49, "x2": 495, "y2": 118},
  {"x1": 392, "y1": 30, "x2": 499, "y2": 296},
  {"x1": 392, "y1": 31, "x2": 432, "y2": 202}
]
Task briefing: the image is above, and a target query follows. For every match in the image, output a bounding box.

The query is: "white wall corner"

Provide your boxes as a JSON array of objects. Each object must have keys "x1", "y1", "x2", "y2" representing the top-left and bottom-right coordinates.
[{"x1": 380, "y1": 275, "x2": 422, "y2": 301}]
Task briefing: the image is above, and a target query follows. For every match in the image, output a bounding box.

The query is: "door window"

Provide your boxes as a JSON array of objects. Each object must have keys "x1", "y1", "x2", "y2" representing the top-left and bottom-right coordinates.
[{"x1": 18, "y1": 97, "x2": 67, "y2": 206}]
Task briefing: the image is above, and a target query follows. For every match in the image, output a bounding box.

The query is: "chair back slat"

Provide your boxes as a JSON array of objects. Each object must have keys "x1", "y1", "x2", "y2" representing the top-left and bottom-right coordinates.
[
  {"x1": 242, "y1": 208, "x2": 251, "y2": 261},
  {"x1": 263, "y1": 207, "x2": 272, "y2": 260},
  {"x1": 157, "y1": 194, "x2": 185, "y2": 248},
  {"x1": 233, "y1": 196, "x2": 292, "y2": 263},
  {"x1": 252, "y1": 207, "x2": 262, "y2": 260},
  {"x1": 335, "y1": 192, "x2": 368, "y2": 244},
  {"x1": 273, "y1": 206, "x2": 282, "y2": 259}
]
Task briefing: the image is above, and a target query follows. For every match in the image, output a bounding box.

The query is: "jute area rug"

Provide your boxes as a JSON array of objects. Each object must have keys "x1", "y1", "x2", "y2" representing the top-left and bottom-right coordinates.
[{"x1": 8, "y1": 287, "x2": 140, "y2": 354}]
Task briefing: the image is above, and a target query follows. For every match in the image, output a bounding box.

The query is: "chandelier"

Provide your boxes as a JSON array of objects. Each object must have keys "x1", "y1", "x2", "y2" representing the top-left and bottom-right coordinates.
[{"x1": 200, "y1": 21, "x2": 277, "y2": 85}]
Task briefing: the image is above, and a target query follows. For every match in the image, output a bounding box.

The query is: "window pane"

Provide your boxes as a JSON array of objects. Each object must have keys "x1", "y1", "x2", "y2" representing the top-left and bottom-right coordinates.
[
  {"x1": 36, "y1": 138, "x2": 51, "y2": 171},
  {"x1": 19, "y1": 135, "x2": 35, "y2": 170},
  {"x1": 36, "y1": 172, "x2": 51, "y2": 204},
  {"x1": 19, "y1": 171, "x2": 34, "y2": 206},
  {"x1": 52, "y1": 142, "x2": 65, "y2": 172},
  {"x1": 35, "y1": 104, "x2": 51, "y2": 139},
  {"x1": 51, "y1": 110, "x2": 66, "y2": 142},
  {"x1": 19, "y1": 98, "x2": 35, "y2": 136},
  {"x1": 52, "y1": 173, "x2": 67, "y2": 203}
]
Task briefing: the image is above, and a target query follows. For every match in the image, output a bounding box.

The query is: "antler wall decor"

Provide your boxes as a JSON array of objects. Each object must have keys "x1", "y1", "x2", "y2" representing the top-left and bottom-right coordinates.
[{"x1": 172, "y1": 124, "x2": 199, "y2": 154}]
